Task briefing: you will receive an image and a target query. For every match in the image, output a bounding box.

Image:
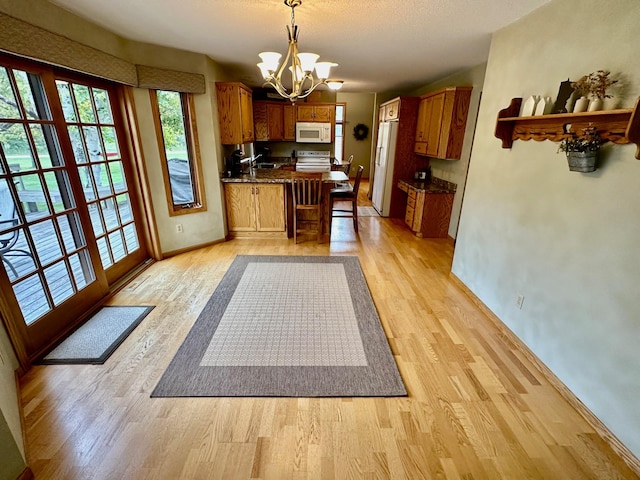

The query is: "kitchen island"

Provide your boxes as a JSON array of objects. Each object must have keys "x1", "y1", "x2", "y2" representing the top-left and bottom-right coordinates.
[
  {"x1": 221, "y1": 170, "x2": 348, "y2": 240},
  {"x1": 397, "y1": 177, "x2": 457, "y2": 238}
]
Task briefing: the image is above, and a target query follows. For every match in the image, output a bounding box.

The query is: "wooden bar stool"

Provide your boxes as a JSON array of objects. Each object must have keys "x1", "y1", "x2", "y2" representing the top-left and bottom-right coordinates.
[
  {"x1": 291, "y1": 175, "x2": 323, "y2": 243},
  {"x1": 329, "y1": 165, "x2": 364, "y2": 234}
]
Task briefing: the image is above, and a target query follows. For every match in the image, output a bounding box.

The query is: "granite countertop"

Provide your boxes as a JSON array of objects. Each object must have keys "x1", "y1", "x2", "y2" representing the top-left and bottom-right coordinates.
[
  {"x1": 398, "y1": 177, "x2": 457, "y2": 194},
  {"x1": 221, "y1": 170, "x2": 347, "y2": 184}
]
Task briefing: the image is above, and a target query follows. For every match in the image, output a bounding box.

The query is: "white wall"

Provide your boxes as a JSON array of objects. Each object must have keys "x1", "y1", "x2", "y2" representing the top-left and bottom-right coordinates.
[{"x1": 453, "y1": 0, "x2": 640, "y2": 457}]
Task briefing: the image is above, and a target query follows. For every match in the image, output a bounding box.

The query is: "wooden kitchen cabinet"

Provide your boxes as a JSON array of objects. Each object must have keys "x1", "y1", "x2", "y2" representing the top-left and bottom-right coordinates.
[
  {"x1": 379, "y1": 98, "x2": 400, "y2": 122},
  {"x1": 224, "y1": 183, "x2": 287, "y2": 238},
  {"x1": 283, "y1": 104, "x2": 296, "y2": 140},
  {"x1": 216, "y1": 82, "x2": 254, "y2": 144},
  {"x1": 296, "y1": 104, "x2": 334, "y2": 122},
  {"x1": 414, "y1": 86, "x2": 472, "y2": 159},
  {"x1": 253, "y1": 101, "x2": 285, "y2": 141},
  {"x1": 254, "y1": 102, "x2": 296, "y2": 141},
  {"x1": 398, "y1": 180, "x2": 455, "y2": 238}
]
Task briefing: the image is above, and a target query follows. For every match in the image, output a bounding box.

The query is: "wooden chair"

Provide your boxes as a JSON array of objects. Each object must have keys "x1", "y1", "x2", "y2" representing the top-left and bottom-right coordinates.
[
  {"x1": 334, "y1": 154, "x2": 353, "y2": 188},
  {"x1": 291, "y1": 175, "x2": 323, "y2": 243},
  {"x1": 329, "y1": 165, "x2": 364, "y2": 234},
  {"x1": 342, "y1": 154, "x2": 353, "y2": 176}
]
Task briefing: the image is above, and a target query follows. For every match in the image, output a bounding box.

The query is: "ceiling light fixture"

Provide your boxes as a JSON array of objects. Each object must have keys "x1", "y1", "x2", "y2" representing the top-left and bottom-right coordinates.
[{"x1": 257, "y1": 0, "x2": 343, "y2": 103}]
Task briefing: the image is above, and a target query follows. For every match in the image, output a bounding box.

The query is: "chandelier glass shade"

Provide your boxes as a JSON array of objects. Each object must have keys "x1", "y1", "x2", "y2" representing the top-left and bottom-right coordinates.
[{"x1": 257, "y1": 0, "x2": 342, "y2": 102}]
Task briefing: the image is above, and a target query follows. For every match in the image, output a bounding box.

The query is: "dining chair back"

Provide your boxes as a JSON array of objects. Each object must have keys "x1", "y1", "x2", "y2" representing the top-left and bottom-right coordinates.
[
  {"x1": 291, "y1": 175, "x2": 323, "y2": 243},
  {"x1": 329, "y1": 165, "x2": 364, "y2": 234},
  {"x1": 334, "y1": 154, "x2": 353, "y2": 188},
  {"x1": 342, "y1": 154, "x2": 354, "y2": 177}
]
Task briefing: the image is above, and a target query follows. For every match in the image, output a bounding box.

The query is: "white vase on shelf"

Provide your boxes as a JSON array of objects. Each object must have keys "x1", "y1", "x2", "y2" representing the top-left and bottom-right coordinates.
[
  {"x1": 573, "y1": 96, "x2": 590, "y2": 113},
  {"x1": 588, "y1": 98, "x2": 604, "y2": 112},
  {"x1": 534, "y1": 96, "x2": 552, "y2": 115},
  {"x1": 520, "y1": 95, "x2": 540, "y2": 116}
]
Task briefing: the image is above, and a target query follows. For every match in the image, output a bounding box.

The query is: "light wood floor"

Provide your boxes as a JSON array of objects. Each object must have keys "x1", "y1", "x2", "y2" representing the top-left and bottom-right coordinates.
[{"x1": 19, "y1": 182, "x2": 639, "y2": 479}]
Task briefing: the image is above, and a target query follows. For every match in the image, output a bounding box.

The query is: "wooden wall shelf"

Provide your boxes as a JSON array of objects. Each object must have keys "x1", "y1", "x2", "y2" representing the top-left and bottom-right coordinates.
[{"x1": 495, "y1": 97, "x2": 640, "y2": 159}]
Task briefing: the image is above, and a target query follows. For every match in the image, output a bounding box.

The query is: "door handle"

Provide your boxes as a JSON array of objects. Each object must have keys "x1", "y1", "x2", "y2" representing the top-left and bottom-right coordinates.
[{"x1": 376, "y1": 146, "x2": 383, "y2": 165}]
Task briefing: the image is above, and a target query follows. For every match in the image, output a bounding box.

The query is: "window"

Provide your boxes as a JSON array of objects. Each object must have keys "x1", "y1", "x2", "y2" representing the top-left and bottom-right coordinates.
[
  {"x1": 150, "y1": 90, "x2": 205, "y2": 215},
  {"x1": 0, "y1": 54, "x2": 148, "y2": 347},
  {"x1": 334, "y1": 103, "x2": 346, "y2": 162}
]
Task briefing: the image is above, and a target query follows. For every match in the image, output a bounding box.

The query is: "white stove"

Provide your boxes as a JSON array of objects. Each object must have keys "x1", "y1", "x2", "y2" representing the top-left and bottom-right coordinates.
[{"x1": 295, "y1": 150, "x2": 331, "y2": 173}]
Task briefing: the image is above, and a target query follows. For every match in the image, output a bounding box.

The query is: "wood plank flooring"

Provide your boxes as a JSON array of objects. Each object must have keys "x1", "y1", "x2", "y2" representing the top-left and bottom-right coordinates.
[{"x1": 19, "y1": 182, "x2": 639, "y2": 479}]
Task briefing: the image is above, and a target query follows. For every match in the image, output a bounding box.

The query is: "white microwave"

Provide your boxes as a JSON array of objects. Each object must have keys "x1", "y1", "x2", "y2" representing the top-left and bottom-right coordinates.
[{"x1": 296, "y1": 122, "x2": 332, "y2": 143}]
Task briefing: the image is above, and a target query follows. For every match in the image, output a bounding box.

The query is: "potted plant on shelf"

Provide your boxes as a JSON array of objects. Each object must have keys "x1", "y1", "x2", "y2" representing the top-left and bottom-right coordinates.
[
  {"x1": 571, "y1": 70, "x2": 618, "y2": 112},
  {"x1": 558, "y1": 125, "x2": 602, "y2": 172}
]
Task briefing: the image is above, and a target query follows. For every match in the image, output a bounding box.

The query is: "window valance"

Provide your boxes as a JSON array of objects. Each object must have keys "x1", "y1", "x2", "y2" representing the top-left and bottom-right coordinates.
[{"x1": 0, "y1": 13, "x2": 206, "y2": 94}]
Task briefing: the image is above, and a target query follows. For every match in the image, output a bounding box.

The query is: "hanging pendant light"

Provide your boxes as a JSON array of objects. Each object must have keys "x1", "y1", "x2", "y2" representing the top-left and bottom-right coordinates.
[{"x1": 257, "y1": 0, "x2": 343, "y2": 103}]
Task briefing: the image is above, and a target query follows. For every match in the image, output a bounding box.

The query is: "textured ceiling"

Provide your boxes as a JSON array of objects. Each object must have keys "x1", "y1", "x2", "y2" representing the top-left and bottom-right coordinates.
[{"x1": 49, "y1": 0, "x2": 550, "y2": 93}]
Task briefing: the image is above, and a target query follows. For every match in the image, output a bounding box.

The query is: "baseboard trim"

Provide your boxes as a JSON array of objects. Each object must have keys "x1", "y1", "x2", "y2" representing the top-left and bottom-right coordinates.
[
  {"x1": 17, "y1": 467, "x2": 34, "y2": 480},
  {"x1": 161, "y1": 237, "x2": 226, "y2": 259},
  {"x1": 449, "y1": 272, "x2": 640, "y2": 476}
]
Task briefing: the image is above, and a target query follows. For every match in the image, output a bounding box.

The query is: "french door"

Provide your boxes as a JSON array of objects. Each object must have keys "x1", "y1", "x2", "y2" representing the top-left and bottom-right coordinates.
[{"x1": 0, "y1": 54, "x2": 148, "y2": 360}]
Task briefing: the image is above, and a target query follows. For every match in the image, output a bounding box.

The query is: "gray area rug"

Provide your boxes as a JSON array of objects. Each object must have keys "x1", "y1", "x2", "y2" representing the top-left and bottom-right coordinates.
[
  {"x1": 357, "y1": 206, "x2": 379, "y2": 217},
  {"x1": 152, "y1": 255, "x2": 406, "y2": 397},
  {"x1": 41, "y1": 306, "x2": 154, "y2": 364}
]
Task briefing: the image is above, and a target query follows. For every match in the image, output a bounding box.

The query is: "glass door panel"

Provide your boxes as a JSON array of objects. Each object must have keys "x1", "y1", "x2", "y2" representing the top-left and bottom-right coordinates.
[
  {"x1": 0, "y1": 65, "x2": 100, "y2": 336},
  {"x1": 56, "y1": 79, "x2": 143, "y2": 280},
  {"x1": 1, "y1": 56, "x2": 149, "y2": 360}
]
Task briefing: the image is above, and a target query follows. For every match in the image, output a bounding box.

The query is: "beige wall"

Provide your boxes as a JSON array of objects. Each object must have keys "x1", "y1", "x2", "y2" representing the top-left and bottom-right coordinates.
[
  {"x1": 0, "y1": 0, "x2": 127, "y2": 58},
  {"x1": 1, "y1": 0, "x2": 228, "y2": 253},
  {"x1": 336, "y1": 92, "x2": 377, "y2": 178},
  {"x1": 408, "y1": 63, "x2": 487, "y2": 237},
  {"x1": 453, "y1": 0, "x2": 640, "y2": 457},
  {"x1": 0, "y1": 0, "x2": 228, "y2": 462},
  {"x1": 0, "y1": 319, "x2": 24, "y2": 471}
]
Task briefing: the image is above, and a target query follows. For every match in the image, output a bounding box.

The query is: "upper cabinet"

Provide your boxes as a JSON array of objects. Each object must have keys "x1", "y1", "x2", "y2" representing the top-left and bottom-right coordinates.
[
  {"x1": 296, "y1": 104, "x2": 335, "y2": 123},
  {"x1": 253, "y1": 101, "x2": 296, "y2": 142},
  {"x1": 414, "y1": 87, "x2": 472, "y2": 160},
  {"x1": 379, "y1": 98, "x2": 400, "y2": 122},
  {"x1": 216, "y1": 82, "x2": 254, "y2": 144},
  {"x1": 283, "y1": 104, "x2": 296, "y2": 141},
  {"x1": 254, "y1": 101, "x2": 284, "y2": 141}
]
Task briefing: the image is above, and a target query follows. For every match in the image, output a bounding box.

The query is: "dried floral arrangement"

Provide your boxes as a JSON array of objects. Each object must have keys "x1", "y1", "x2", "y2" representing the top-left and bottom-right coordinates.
[{"x1": 571, "y1": 70, "x2": 618, "y2": 100}]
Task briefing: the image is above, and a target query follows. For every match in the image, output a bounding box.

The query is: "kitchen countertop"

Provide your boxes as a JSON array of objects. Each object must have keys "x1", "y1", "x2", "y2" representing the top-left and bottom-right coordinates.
[
  {"x1": 398, "y1": 177, "x2": 457, "y2": 194},
  {"x1": 221, "y1": 170, "x2": 348, "y2": 184}
]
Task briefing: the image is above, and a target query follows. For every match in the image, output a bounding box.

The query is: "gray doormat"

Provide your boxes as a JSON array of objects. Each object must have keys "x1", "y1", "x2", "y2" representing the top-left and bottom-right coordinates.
[
  {"x1": 152, "y1": 255, "x2": 406, "y2": 397},
  {"x1": 357, "y1": 206, "x2": 379, "y2": 217},
  {"x1": 40, "y1": 306, "x2": 154, "y2": 364}
]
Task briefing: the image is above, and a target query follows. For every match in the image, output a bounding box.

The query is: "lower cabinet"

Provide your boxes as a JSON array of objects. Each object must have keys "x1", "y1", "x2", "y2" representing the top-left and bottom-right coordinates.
[
  {"x1": 224, "y1": 183, "x2": 287, "y2": 238},
  {"x1": 399, "y1": 182, "x2": 454, "y2": 238}
]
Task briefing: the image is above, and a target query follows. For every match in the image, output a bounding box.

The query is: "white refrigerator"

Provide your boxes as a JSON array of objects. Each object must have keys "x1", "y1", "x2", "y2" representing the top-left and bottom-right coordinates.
[{"x1": 371, "y1": 121, "x2": 399, "y2": 217}]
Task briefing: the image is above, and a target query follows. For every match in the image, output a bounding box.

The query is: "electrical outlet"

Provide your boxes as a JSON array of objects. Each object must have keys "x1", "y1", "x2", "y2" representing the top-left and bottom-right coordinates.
[
  {"x1": 516, "y1": 294, "x2": 525, "y2": 309},
  {"x1": 176, "y1": 224, "x2": 183, "y2": 233}
]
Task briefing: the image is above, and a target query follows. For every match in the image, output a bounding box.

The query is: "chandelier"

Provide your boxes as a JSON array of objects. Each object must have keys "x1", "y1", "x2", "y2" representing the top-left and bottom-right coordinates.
[{"x1": 257, "y1": 0, "x2": 343, "y2": 103}]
